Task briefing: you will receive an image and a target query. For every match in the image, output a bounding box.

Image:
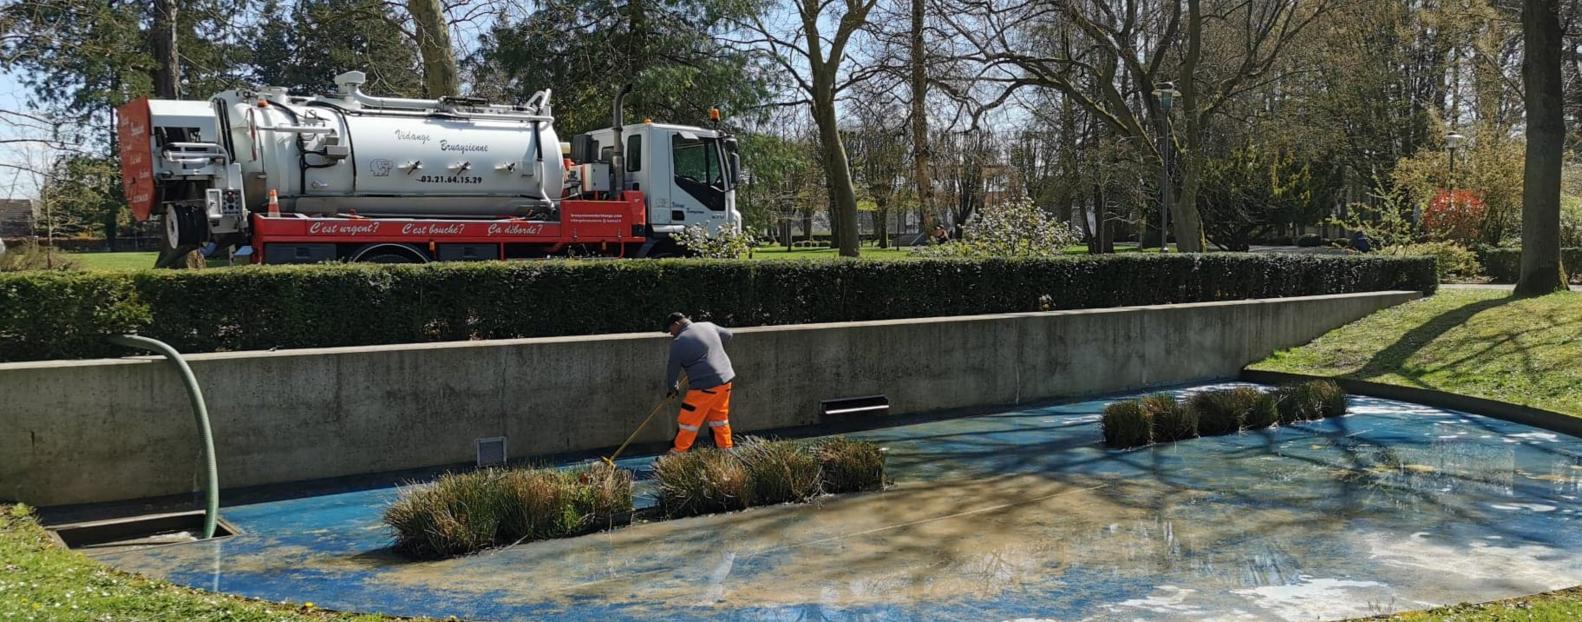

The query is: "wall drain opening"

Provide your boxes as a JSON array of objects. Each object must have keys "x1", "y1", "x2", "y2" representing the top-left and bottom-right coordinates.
[
  {"x1": 48, "y1": 510, "x2": 240, "y2": 551},
  {"x1": 477, "y1": 436, "x2": 508, "y2": 467},
  {"x1": 821, "y1": 395, "x2": 890, "y2": 418}
]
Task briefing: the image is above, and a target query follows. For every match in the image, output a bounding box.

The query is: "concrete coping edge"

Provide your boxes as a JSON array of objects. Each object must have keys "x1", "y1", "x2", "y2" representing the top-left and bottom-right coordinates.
[
  {"x1": 0, "y1": 290, "x2": 1421, "y2": 370},
  {"x1": 1240, "y1": 368, "x2": 1582, "y2": 441}
]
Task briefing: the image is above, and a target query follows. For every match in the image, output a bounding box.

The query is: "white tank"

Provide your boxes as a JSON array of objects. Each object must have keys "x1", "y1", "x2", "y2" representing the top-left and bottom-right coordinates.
[{"x1": 217, "y1": 72, "x2": 564, "y2": 219}]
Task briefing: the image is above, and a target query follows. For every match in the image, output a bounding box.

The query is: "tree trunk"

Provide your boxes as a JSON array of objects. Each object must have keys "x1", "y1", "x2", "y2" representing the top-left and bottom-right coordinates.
[
  {"x1": 1514, "y1": 0, "x2": 1568, "y2": 296},
  {"x1": 1169, "y1": 0, "x2": 1209, "y2": 252},
  {"x1": 909, "y1": 0, "x2": 934, "y2": 229},
  {"x1": 151, "y1": 0, "x2": 180, "y2": 98},
  {"x1": 407, "y1": 0, "x2": 458, "y2": 97},
  {"x1": 812, "y1": 89, "x2": 861, "y2": 256},
  {"x1": 1057, "y1": 95, "x2": 1077, "y2": 226},
  {"x1": 876, "y1": 197, "x2": 891, "y2": 248}
]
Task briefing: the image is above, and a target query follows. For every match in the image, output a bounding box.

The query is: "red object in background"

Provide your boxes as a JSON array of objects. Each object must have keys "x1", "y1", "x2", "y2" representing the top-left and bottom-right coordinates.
[
  {"x1": 116, "y1": 98, "x2": 156, "y2": 221},
  {"x1": 248, "y1": 192, "x2": 648, "y2": 262},
  {"x1": 1425, "y1": 189, "x2": 1487, "y2": 244}
]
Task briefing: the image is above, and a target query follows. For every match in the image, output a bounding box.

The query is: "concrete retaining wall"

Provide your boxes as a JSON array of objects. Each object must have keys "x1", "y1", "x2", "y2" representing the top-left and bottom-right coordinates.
[{"x1": 0, "y1": 290, "x2": 1419, "y2": 506}]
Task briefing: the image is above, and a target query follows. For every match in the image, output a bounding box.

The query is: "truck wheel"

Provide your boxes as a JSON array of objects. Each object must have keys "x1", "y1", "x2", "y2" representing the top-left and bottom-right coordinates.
[
  {"x1": 350, "y1": 243, "x2": 428, "y2": 264},
  {"x1": 164, "y1": 205, "x2": 206, "y2": 249},
  {"x1": 361, "y1": 253, "x2": 418, "y2": 264}
]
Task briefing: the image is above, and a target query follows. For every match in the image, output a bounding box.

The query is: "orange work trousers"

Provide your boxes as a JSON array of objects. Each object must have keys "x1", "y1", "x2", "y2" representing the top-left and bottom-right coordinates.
[{"x1": 673, "y1": 383, "x2": 734, "y2": 452}]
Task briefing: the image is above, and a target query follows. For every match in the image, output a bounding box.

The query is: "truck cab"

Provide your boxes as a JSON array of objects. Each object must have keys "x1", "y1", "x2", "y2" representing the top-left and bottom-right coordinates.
[{"x1": 575, "y1": 123, "x2": 742, "y2": 238}]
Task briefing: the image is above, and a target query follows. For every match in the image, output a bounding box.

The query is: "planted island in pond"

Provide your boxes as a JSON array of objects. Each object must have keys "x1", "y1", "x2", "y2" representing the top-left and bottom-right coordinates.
[
  {"x1": 384, "y1": 436, "x2": 887, "y2": 559},
  {"x1": 1102, "y1": 380, "x2": 1348, "y2": 449}
]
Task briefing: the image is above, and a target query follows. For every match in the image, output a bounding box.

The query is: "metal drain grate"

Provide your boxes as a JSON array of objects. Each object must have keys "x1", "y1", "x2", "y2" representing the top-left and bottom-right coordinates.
[
  {"x1": 820, "y1": 394, "x2": 890, "y2": 417},
  {"x1": 476, "y1": 436, "x2": 508, "y2": 467}
]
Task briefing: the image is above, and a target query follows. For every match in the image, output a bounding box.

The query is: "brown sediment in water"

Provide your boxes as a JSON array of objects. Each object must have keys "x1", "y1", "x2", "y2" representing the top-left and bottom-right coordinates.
[{"x1": 327, "y1": 473, "x2": 1330, "y2": 610}]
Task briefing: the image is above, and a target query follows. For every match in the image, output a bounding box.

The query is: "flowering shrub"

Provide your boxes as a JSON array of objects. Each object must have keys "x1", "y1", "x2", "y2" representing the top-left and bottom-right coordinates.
[
  {"x1": 1423, "y1": 190, "x2": 1487, "y2": 245},
  {"x1": 912, "y1": 198, "x2": 1081, "y2": 258},
  {"x1": 672, "y1": 224, "x2": 755, "y2": 259}
]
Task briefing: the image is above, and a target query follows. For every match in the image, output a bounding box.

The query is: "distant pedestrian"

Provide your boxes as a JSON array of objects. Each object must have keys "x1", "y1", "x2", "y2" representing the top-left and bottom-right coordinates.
[
  {"x1": 1349, "y1": 231, "x2": 1371, "y2": 253},
  {"x1": 932, "y1": 224, "x2": 950, "y2": 245},
  {"x1": 662, "y1": 312, "x2": 735, "y2": 454}
]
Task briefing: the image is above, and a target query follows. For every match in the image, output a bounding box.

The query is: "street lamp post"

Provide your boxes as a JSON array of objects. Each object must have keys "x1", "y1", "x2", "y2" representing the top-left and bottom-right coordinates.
[
  {"x1": 1152, "y1": 82, "x2": 1181, "y2": 253},
  {"x1": 1443, "y1": 131, "x2": 1464, "y2": 236}
]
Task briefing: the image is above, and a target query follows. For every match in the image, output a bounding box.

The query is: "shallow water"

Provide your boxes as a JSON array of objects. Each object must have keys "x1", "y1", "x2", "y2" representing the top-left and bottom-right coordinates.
[{"x1": 88, "y1": 384, "x2": 1582, "y2": 621}]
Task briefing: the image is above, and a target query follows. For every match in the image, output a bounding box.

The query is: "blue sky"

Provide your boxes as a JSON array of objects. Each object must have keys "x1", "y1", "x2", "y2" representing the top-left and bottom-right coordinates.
[{"x1": 0, "y1": 70, "x2": 40, "y2": 200}]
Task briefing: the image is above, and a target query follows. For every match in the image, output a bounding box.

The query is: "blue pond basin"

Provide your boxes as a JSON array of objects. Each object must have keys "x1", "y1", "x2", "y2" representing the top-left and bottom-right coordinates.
[{"x1": 84, "y1": 384, "x2": 1582, "y2": 621}]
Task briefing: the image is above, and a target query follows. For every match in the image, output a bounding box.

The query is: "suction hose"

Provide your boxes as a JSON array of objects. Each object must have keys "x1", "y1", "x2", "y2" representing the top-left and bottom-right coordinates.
[{"x1": 108, "y1": 335, "x2": 219, "y2": 539}]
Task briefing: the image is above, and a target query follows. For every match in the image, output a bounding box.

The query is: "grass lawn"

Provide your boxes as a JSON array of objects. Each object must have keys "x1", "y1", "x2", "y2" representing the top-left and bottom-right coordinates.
[
  {"x1": 1252, "y1": 289, "x2": 1582, "y2": 417},
  {"x1": 65, "y1": 251, "x2": 240, "y2": 271},
  {"x1": 748, "y1": 245, "x2": 916, "y2": 260},
  {"x1": 748, "y1": 241, "x2": 1161, "y2": 260},
  {"x1": 68, "y1": 251, "x2": 160, "y2": 271},
  {"x1": 1367, "y1": 587, "x2": 1582, "y2": 621},
  {"x1": 0, "y1": 504, "x2": 411, "y2": 621}
]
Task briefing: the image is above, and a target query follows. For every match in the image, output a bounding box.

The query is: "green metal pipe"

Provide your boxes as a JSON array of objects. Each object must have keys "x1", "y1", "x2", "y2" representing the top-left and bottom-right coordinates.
[{"x1": 108, "y1": 334, "x2": 219, "y2": 539}]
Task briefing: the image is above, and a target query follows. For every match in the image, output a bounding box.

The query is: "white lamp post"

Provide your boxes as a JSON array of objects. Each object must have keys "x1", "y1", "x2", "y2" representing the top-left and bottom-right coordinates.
[
  {"x1": 1152, "y1": 82, "x2": 1181, "y2": 252},
  {"x1": 1442, "y1": 131, "x2": 1465, "y2": 234}
]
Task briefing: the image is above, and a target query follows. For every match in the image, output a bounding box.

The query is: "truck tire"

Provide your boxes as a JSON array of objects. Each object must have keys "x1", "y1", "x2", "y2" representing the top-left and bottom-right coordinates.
[
  {"x1": 361, "y1": 253, "x2": 419, "y2": 264},
  {"x1": 164, "y1": 204, "x2": 206, "y2": 249},
  {"x1": 154, "y1": 205, "x2": 205, "y2": 269},
  {"x1": 350, "y1": 243, "x2": 428, "y2": 264}
]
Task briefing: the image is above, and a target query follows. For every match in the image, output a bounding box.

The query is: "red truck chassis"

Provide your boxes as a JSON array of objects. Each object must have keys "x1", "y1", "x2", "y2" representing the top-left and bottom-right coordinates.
[{"x1": 247, "y1": 192, "x2": 653, "y2": 263}]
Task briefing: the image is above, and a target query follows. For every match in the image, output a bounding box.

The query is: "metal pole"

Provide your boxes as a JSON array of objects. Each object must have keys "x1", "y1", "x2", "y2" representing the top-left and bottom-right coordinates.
[
  {"x1": 109, "y1": 335, "x2": 219, "y2": 539},
  {"x1": 1159, "y1": 117, "x2": 1172, "y2": 253}
]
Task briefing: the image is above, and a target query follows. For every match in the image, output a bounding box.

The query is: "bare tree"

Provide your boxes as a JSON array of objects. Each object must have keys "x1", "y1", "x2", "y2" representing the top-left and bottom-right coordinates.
[
  {"x1": 1515, "y1": 0, "x2": 1568, "y2": 295},
  {"x1": 152, "y1": 0, "x2": 180, "y2": 98},
  {"x1": 735, "y1": 0, "x2": 880, "y2": 256},
  {"x1": 848, "y1": 92, "x2": 911, "y2": 247},
  {"x1": 406, "y1": 0, "x2": 459, "y2": 96},
  {"x1": 938, "y1": 0, "x2": 1333, "y2": 252},
  {"x1": 909, "y1": 0, "x2": 934, "y2": 231}
]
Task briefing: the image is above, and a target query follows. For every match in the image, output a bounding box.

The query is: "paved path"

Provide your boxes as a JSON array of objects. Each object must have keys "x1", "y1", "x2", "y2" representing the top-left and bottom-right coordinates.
[{"x1": 1442, "y1": 283, "x2": 1516, "y2": 291}]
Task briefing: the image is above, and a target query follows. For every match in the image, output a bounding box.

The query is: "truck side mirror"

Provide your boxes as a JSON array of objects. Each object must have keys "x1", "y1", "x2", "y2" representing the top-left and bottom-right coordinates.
[{"x1": 729, "y1": 152, "x2": 742, "y2": 186}]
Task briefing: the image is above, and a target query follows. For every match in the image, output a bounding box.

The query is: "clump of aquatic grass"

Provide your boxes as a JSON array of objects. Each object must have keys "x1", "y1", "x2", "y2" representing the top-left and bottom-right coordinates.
[
  {"x1": 654, "y1": 448, "x2": 755, "y2": 517},
  {"x1": 497, "y1": 469, "x2": 577, "y2": 542},
  {"x1": 1144, "y1": 393, "x2": 1197, "y2": 442},
  {"x1": 568, "y1": 461, "x2": 634, "y2": 527},
  {"x1": 1102, "y1": 400, "x2": 1153, "y2": 448},
  {"x1": 1188, "y1": 387, "x2": 1277, "y2": 435},
  {"x1": 385, "y1": 463, "x2": 635, "y2": 559},
  {"x1": 813, "y1": 437, "x2": 887, "y2": 494},
  {"x1": 735, "y1": 437, "x2": 823, "y2": 505},
  {"x1": 1310, "y1": 380, "x2": 1349, "y2": 418},
  {"x1": 385, "y1": 469, "x2": 508, "y2": 558},
  {"x1": 1275, "y1": 380, "x2": 1347, "y2": 424}
]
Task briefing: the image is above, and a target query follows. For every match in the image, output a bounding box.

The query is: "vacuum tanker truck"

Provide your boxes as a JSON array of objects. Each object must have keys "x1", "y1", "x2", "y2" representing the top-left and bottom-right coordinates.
[{"x1": 117, "y1": 71, "x2": 742, "y2": 266}]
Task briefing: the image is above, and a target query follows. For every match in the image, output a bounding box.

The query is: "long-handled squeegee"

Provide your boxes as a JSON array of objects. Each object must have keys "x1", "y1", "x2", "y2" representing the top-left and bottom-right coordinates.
[
  {"x1": 597, "y1": 395, "x2": 673, "y2": 462},
  {"x1": 601, "y1": 380, "x2": 686, "y2": 466}
]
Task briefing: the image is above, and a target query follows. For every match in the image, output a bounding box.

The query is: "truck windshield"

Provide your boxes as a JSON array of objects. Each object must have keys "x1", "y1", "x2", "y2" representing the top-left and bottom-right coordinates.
[{"x1": 672, "y1": 135, "x2": 726, "y2": 211}]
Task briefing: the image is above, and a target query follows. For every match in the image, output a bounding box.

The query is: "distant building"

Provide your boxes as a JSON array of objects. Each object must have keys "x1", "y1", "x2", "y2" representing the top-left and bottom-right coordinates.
[{"x1": 0, "y1": 199, "x2": 36, "y2": 237}]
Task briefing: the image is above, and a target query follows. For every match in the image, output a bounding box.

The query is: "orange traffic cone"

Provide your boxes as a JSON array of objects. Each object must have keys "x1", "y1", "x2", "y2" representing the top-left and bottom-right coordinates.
[{"x1": 267, "y1": 189, "x2": 280, "y2": 217}]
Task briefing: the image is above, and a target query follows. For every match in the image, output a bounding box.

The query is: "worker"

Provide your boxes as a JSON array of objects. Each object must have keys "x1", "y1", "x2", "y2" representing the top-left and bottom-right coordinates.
[{"x1": 663, "y1": 312, "x2": 735, "y2": 454}]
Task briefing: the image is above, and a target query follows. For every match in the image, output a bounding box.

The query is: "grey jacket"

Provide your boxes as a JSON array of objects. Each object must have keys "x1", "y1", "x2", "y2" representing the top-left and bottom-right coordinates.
[{"x1": 665, "y1": 321, "x2": 735, "y2": 391}]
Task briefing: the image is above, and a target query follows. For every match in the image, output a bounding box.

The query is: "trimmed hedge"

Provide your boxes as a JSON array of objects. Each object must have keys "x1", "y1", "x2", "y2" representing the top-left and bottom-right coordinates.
[
  {"x1": 0, "y1": 254, "x2": 1436, "y2": 362},
  {"x1": 1477, "y1": 247, "x2": 1582, "y2": 283}
]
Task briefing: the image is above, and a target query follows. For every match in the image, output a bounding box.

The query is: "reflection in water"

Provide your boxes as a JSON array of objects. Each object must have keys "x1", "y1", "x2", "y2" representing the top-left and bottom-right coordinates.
[{"x1": 88, "y1": 388, "x2": 1582, "y2": 621}]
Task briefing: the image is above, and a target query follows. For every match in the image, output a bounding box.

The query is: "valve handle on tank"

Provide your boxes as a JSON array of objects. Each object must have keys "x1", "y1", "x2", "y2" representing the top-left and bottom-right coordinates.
[
  {"x1": 401, "y1": 160, "x2": 422, "y2": 174},
  {"x1": 454, "y1": 161, "x2": 471, "y2": 173},
  {"x1": 495, "y1": 162, "x2": 517, "y2": 173}
]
